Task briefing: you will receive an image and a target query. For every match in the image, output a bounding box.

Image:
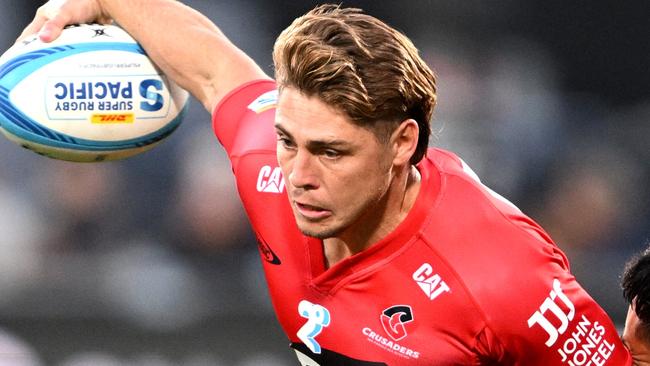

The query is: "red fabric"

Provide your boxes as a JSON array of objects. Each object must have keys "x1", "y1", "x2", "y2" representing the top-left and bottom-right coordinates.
[{"x1": 212, "y1": 81, "x2": 631, "y2": 365}]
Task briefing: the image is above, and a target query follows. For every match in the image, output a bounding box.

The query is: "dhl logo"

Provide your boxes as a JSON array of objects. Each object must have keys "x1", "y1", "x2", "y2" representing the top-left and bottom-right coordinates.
[{"x1": 91, "y1": 113, "x2": 135, "y2": 124}]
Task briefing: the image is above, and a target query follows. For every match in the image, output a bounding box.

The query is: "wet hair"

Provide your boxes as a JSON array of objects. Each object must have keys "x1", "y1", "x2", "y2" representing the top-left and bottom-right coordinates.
[
  {"x1": 273, "y1": 4, "x2": 437, "y2": 164},
  {"x1": 622, "y1": 244, "x2": 650, "y2": 340}
]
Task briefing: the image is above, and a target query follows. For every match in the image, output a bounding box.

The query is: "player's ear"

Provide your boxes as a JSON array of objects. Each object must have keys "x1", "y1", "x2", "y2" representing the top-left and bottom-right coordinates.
[{"x1": 390, "y1": 119, "x2": 419, "y2": 166}]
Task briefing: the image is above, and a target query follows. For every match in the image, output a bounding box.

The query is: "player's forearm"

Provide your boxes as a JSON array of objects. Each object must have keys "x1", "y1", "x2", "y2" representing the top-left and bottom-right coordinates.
[{"x1": 98, "y1": 0, "x2": 270, "y2": 112}]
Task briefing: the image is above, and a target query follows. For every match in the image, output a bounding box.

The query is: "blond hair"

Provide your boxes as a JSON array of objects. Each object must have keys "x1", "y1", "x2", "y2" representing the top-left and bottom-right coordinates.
[{"x1": 273, "y1": 4, "x2": 437, "y2": 164}]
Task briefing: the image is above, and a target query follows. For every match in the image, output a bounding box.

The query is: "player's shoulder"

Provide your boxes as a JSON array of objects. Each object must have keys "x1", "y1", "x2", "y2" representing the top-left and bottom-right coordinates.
[
  {"x1": 422, "y1": 147, "x2": 555, "y2": 245},
  {"x1": 423, "y1": 148, "x2": 464, "y2": 171},
  {"x1": 424, "y1": 148, "x2": 508, "y2": 200},
  {"x1": 212, "y1": 79, "x2": 278, "y2": 121},
  {"x1": 422, "y1": 148, "x2": 517, "y2": 212},
  {"x1": 212, "y1": 80, "x2": 278, "y2": 155},
  {"x1": 417, "y1": 147, "x2": 569, "y2": 290},
  {"x1": 414, "y1": 149, "x2": 627, "y2": 364}
]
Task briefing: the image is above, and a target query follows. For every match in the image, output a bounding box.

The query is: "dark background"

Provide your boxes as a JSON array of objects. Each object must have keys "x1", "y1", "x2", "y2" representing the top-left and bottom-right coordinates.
[{"x1": 0, "y1": 1, "x2": 648, "y2": 365}]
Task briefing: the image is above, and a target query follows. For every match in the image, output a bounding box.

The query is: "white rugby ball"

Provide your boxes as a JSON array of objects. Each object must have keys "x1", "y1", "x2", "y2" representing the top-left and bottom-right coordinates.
[{"x1": 0, "y1": 24, "x2": 189, "y2": 162}]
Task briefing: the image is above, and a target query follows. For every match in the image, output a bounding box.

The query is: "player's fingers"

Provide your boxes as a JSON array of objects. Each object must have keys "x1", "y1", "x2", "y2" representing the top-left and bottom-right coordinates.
[
  {"x1": 16, "y1": 0, "x2": 113, "y2": 44},
  {"x1": 38, "y1": 13, "x2": 72, "y2": 43},
  {"x1": 16, "y1": 17, "x2": 48, "y2": 44},
  {"x1": 15, "y1": 1, "x2": 69, "y2": 44},
  {"x1": 96, "y1": 16, "x2": 114, "y2": 26},
  {"x1": 37, "y1": 2, "x2": 113, "y2": 43}
]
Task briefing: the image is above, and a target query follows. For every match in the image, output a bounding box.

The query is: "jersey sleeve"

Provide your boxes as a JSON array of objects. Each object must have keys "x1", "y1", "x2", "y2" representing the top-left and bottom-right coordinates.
[
  {"x1": 210, "y1": 79, "x2": 303, "y2": 278},
  {"x1": 211, "y1": 79, "x2": 278, "y2": 169},
  {"x1": 429, "y1": 150, "x2": 632, "y2": 365},
  {"x1": 480, "y1": 264, "x2": 631, "y2": 365},
  {"x1": 471, "y1": 223, "x2": 632, "y2": 365}
]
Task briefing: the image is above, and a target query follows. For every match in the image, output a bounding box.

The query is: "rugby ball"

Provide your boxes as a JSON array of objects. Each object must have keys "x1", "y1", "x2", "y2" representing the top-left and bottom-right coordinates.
[{"x1": 0, "y1": 24, "x2": 189, "y2": 162}]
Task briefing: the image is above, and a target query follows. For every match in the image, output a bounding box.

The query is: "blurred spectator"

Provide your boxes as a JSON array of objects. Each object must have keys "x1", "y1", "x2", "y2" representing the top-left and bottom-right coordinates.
[
  {"x1": 0, "y1": 180, "x2": 45, "y2": 305},
  {"x1": 537, "y1": 140, "x2": 644, "y2": 252},
  {"x1": 98, "y1": 238, "x2": 212, "y2": 331},
  {"x1": 162, "y1": 124, "x2": 271, "y2": 313},
  {"x1": 165, "y1": 126, "x2": 251, "y2": 255},
  {"x1": 534, "y1": 132, "x2": 646, "y2": 321},
  {"x1": 432, "y1": 35, "x2": 565, "y2": 205},
  {"x1": 33, "y1": 161, "x2": 127, "y2": 253}
]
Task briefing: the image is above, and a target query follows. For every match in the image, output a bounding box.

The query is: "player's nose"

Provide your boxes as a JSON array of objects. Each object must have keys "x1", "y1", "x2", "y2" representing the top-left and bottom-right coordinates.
[{"x1": 287, "y1": 150, "x2": 319, "y2": 190}]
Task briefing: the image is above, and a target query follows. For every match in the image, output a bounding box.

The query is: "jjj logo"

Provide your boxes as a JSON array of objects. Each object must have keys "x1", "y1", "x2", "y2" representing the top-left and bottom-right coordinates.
[
  {"x1": 297, "y1": 300, "x2": 331, "y2": 354},
  {"x1": 381, "y1": 305, "x2": 414, "y2": 341},
  {"x1": 527, "y1": 279, "x2": 575, "y2": 347}
]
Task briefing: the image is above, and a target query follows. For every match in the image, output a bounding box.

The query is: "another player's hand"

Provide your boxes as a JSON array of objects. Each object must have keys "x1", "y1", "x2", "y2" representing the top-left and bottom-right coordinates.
[{"x1": 16, "y1": 0, "x2": 111, "y2": 43}]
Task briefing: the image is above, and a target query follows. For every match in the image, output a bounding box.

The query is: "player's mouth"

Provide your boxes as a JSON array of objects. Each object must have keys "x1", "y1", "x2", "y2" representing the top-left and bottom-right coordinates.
[{"x1": 294, "y1": 201, "x2": 332, "y2": 220}]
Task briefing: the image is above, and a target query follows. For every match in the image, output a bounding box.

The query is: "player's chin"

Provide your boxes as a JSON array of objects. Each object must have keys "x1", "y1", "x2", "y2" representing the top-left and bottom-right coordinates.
[{"x1": 296, "y1": 221, "x2": 340, "y2": 240}]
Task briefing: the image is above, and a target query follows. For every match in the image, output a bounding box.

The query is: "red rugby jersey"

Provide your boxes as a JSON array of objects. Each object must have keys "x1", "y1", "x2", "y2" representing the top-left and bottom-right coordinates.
[{"x1": 212, "y1": 80, "x2": 631, "y2": 365}]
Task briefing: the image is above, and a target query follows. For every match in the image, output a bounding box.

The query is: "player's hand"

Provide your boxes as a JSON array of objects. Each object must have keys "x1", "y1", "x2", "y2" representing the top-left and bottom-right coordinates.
[{"x1": 16, "y1": 0, "x2": 111, "y2": 44}]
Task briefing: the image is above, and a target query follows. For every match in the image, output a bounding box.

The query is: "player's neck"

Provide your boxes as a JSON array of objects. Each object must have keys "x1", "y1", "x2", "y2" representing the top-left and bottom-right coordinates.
[{"x1": 323, "y1": 165, "x2": 421, "y2": 268}]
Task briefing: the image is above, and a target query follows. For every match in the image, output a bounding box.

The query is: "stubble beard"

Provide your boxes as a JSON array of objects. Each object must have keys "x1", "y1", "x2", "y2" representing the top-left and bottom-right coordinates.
[
  {"x1": 290, "y1": 173, "x2": 392, "y2": 241},
  {"x1": 294, "y1": 212, "x2": 344, "y2": 239},
  {"x1": 294, "y1": 192, "x2": 384, "y2": 241}
]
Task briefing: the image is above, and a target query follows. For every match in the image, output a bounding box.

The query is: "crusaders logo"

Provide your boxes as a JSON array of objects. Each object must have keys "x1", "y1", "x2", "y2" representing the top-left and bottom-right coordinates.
[{"x1": 380, "y1": 305, "x2": 414, "y2": 341}]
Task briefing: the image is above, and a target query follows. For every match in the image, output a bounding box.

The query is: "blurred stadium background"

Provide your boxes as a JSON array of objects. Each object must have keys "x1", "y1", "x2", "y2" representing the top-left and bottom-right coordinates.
[{"x1": 0, "y1": 0, "x2": 648, "y2": 364}]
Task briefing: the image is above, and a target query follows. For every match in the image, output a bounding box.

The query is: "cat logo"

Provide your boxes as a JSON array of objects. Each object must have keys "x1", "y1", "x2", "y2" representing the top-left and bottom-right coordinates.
[
  {"x1": 412, "y1": 263, "x2": 450, "y2": 301},
  {"x1": 257, "y1": 165, "x2": 285, "y2": 193}
]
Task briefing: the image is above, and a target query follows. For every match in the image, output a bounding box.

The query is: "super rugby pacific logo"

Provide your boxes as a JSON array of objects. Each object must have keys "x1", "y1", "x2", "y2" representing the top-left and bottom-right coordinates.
[{"x1": 46, "y1": 77, "x2": 169, "y2": 121}]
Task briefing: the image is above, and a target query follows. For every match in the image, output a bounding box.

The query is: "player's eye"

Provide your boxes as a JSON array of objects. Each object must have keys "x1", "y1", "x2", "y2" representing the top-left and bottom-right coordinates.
[
  {"x1": 322, "y1": 149, "x2": 341, "y2": 159},
  {"x1": 277, "y1": 135, "x2": 295, "y2": 149}
]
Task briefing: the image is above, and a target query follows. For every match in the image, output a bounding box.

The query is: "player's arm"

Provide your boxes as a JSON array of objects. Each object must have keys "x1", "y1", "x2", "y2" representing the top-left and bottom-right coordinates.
[
  {"x1": 480, "y1": 256, "x2": 633, "y2": 365},
  {"x1": 19, "y1": 0, "x2": 271, "y2": 113}
]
